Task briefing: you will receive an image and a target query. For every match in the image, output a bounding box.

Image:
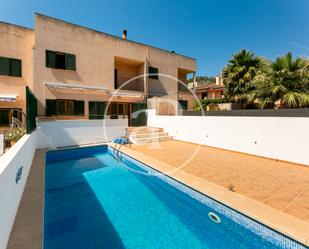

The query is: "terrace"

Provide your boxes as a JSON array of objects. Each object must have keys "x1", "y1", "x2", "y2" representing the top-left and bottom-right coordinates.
[
  {"x1": 129, "y1": 140, "x2": 309, "y2": 222},
  {"x1": 2, "y1": 108, "x2": 309, "y2": 249}
]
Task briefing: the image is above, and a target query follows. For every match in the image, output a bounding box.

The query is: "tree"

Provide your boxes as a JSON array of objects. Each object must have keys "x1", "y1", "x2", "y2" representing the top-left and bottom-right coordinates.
[
  {"x1": 187, "y1": 76, "x2": 216, "y2": 84},
  {"x1": 222, "y1": 49, "x2": 264, "y2": 105},
  {"x1": 251, "y1": 52, "x2": 309, "y2": 108}
]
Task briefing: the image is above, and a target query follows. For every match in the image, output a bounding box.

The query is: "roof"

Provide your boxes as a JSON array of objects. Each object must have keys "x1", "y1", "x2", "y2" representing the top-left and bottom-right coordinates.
[
  {"x1": 0, "y1": 21, "x2": 33, "y2": 31},
  {"x1": 35, "y1": 13, "x2": 196, "y2": 61},
  {"x1": 195, "y1": 83, "x2": 225, "y2": 92}
]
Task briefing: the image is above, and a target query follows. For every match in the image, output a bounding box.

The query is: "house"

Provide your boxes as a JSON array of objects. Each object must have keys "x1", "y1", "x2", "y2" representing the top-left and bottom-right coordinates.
[
  {"x1": 0, "y1": 22, "x2": 34, "y2": 132},
  {"x1": 195, "y1": 75, "x2": 225, "y2": 100},
  {"x1": 0, "y1": 13, "x2": 196, "y2": 128}
]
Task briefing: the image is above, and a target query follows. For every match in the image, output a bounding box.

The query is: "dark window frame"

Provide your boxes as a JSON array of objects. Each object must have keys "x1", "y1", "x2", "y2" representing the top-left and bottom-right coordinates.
[
  {"x1": 89, "y1": 101, "x2": 106, "y2": 119},
  {"x1": 45, "y1": 50, "x2": 76, "y2": 71},
  {"x1": 178, "y1": 100, "x2": 188, "y2": 110},
  {"x1": 148, "y1": 66, "x2": 159, "y2": 80},
  {"x1": 45, "y1": 99, "x2": 84, "y2": 116},
  {"x1": 0, "y1": 56, "x2": 22, "y2": 77}
]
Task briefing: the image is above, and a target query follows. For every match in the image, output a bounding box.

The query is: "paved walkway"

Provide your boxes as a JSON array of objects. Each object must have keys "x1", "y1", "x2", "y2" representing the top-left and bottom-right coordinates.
[{"x1": 130, "y1": 140, "x2": 309, "y2": 223}]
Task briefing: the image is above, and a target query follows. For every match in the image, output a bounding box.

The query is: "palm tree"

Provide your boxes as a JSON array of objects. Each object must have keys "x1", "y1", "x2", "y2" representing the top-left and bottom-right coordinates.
[
  {"x1": 252, "y1": 53, "x2": 309, "y2": 108},
  {"x1": 222, "y1": 49, "x2": 264, "y2": 105}
]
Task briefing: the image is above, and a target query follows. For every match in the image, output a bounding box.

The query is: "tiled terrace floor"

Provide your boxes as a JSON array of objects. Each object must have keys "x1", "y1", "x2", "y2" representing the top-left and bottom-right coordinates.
[{"x1": 130, "y1": 140, "x2": 309, "y2": 223}]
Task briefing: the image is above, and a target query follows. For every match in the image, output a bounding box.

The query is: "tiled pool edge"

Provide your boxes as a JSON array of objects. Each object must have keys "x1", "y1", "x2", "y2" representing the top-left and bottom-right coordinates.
[
  {"x1": 8, "y1": 144, "x2": 308, "y2": 249},
  {"x1": 7, "y1": 150, "x2": 45, "y2": 249},
  {"x1": 112, "y1": 144, "x2": 309, "y2": 247}
]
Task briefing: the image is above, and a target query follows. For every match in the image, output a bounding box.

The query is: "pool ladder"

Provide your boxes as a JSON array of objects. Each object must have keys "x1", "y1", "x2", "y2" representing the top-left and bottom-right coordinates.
[
  {"x1": 113, "y1": 143, "x2": 122, "y2": 161},
  {"x1": 113, "y1": 141, "x2": 131, "y2": 161}
]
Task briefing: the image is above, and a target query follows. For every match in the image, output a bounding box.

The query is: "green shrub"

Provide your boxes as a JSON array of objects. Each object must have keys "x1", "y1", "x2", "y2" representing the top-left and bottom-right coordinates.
[{"x1": 4, "y1": 128, "x2": 26, "y2": 143}]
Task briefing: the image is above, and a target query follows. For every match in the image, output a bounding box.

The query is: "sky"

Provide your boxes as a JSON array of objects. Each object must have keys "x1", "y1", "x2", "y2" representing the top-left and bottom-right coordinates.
[{"x1": 0, "y1": 0, "x2": 308, "y2": 76}]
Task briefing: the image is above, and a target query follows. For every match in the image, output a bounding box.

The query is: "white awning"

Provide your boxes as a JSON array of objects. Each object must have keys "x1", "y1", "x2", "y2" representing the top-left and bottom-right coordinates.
[
  {"x1": 45, "y1": 82, "x2": 109, "y2": 91},
  {"x1": 45, "y1": 82, "x2": 144, "y2": 98},
  {"x1": 112, "y1": 91, "x2": 144, "y2": 98},
  {"x1": 0, "y1": 95, "x2": 17, "y2": 102}
]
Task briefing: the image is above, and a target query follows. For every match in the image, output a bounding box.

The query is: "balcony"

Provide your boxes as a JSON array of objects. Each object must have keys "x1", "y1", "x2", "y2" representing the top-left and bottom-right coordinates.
[
  {"x1": 114, "y1": 56, "x2": 145, "y2": 92},
  {"x1": 177, "y1": 68, "x2": 195, "y2": 92}
]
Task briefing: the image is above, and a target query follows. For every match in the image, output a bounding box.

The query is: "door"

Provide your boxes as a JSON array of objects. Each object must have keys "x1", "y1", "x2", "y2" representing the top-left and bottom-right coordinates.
[
  {"x1": 0, "y1": 110, "x2": 9, "y2": 126},
  {"x1": 88, "y1": 101, "x2": 106, "y2": 119},
  {"x1": 131, "y1": 103, "x2": 147, "y2": 127}
]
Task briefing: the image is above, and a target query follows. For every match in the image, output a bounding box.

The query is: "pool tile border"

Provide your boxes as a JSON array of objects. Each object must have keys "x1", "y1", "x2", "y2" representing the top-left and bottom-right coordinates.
[{"x1": 109, "y1": 144, "x2": 309, "y2": 248}]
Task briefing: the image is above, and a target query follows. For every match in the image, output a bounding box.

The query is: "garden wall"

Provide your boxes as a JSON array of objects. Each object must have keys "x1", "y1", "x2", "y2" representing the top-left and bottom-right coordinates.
[
  {"x1": 0, "y1": 134, "x2": 3, "y2": 156},
  {"x1": 36, "y1": 119, "x2": 128, "y2": 149},
  {"x1": 147, "y1": 109, "x2": 309, "y2": 166},
  {"x1": 0, "y1": 132, "x2": 37, "y2": 249}
]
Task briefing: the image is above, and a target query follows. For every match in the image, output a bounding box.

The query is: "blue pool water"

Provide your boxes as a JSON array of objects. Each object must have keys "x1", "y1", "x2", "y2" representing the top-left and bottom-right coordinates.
[{"x1": 45, "y1": 145, "x2": 305, "y2": 249}]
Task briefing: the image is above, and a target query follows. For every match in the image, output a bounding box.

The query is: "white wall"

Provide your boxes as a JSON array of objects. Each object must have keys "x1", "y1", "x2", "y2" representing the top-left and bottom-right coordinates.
[
  {"x1": 0, "y1": 134, "x2": 3, "y2": 156},
  {"x1": 148, "y1": 109, "x2": 309, "y2": 166},
  {"x1": 36, "y1": 119, "x2": 128, "y2": 149},
  {"x1": 0, "y1": 132, "x2": 37, "y2": 249}
]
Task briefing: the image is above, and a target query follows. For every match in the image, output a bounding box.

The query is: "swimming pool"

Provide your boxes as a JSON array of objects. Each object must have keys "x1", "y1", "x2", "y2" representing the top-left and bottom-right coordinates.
[{"x1": 45, "y1": 145, "x2": 305, "y2": 249}]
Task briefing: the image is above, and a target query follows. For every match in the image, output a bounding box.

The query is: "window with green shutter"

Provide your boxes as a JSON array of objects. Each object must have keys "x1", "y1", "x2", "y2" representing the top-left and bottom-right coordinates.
[
  {"x1": 0, "y1": 56, "x2": 22, "y2": 77},
  {"x1": 10, "y1": 59, "x2": 22, "y2": 77},
  {"x1": 74, "y1": 101, "x2": 84, "y2": 115},
  {"x1": 46, "y1": 50, "x2": 57, "y2": 68},
  {"x1": 0, "y1": 57, "x2": 9, "y2": 76},
  {"x1": 148, "y1": 66, "x2": 159, "y2": 80},
  {"x1": 46, "y1": 50, "x2": 76, "y2": 71},
  {"x1": 89, "y1": 101, "x2": 106, "y2": 119},
  {"x1": 178, "y1": 100, "x2": 188, "y2": 110},
  {"x1": 46, "y1": 99, "x2": 84, "y2": 116},
  {"x1": 46, "y1": 100, "x2": 57, "y2": 116},
  {"x1": 66, "y1": 54, "x2": 76, "y2": 71}
]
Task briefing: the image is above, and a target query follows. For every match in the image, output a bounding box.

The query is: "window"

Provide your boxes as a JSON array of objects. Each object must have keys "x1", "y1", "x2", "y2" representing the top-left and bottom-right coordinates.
[
  {"x1": 89, "y1": 101, "x2": 106, "y2": 119},
  {"x1": 0, "y1": 110, "x2": 9, "y2": 126},
  {"x1": 114, "y1": 69, "x2": 118, "y2": 89},
  {"x1": 0, "y1": 108, "x2": 22, "y2": 126},
  {"x1": 46, "y1": 50, "x2": 76, "y2": 70},
  {"x1": 0, "y1": 57, "x2": 22, "y2": 77},
  {"x1": 46, "y1": 99, "x2": 84, "y2": 116},
  {"x1": 105, "y1": 102, "x2": 130, "y2": 119},
  {"x1": 178, "y1": 100, "x2": 188, "y2": 110},
  {"x1": 148, "y1": 66, "x2": 159, "y2": 80}
]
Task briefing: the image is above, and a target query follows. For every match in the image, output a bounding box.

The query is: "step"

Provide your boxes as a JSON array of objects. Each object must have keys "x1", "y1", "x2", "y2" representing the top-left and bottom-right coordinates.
[
  {"x1": 127, "y1": 127, "x2": 163, "y2": 133},
  {"x1": 129, "y1": 132, "x2": 169, "y2": 139},
  {"x1": 131, "y1": 135, "x2": 173, "y2": 144}
]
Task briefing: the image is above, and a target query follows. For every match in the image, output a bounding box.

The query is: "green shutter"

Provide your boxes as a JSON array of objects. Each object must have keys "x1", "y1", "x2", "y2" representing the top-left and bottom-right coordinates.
[
  {"x1": 74, "y1": 101, "x2": 84, "y2": 115},
  {"x1": 66, "y1": 54, "x2": 76, "y2": 71},
  {"x1": 26, "y1": 87, "x2": 38, "y2": 133},
  {"x1": 88, "y1": 101, "x2": 96, "y2": 119},
  {"x1": 46, "y1": 100, "x2": 57, "y2": 116},
  {"x1": 0, "y1": 57, "x2": 10, "y2": 76},
  {"x1": 46, "y1": 50, "x2": 57, "y2": 68},
  {"x1": 10, "y1": 59, "x2": 22, "y2": 77},
  {"x1": 97, "y1": 102, "x2": 106, "y2": 119}
]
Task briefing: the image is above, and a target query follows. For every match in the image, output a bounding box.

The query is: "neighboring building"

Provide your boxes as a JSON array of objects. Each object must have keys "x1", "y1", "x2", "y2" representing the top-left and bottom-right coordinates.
[
  {"x1": 0, "y1": 22, "x2": 34, "y2": 130},
  {"x1": 195, "y1": 75, "x2": 225, "y2": 100},
  {"x1": 0, "y1": 13, "x2": 196, "y2": 128}
]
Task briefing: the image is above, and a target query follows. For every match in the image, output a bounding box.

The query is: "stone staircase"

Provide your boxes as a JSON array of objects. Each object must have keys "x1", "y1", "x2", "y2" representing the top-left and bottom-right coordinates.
[{"x1": 128, "y1": 127, "x2": 173, "y2": 144}]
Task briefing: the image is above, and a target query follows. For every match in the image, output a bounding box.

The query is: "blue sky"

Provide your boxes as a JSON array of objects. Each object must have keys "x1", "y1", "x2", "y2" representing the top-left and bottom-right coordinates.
[{"x1": 1, "y1": 0, "x2": 308, "y2": 76}]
